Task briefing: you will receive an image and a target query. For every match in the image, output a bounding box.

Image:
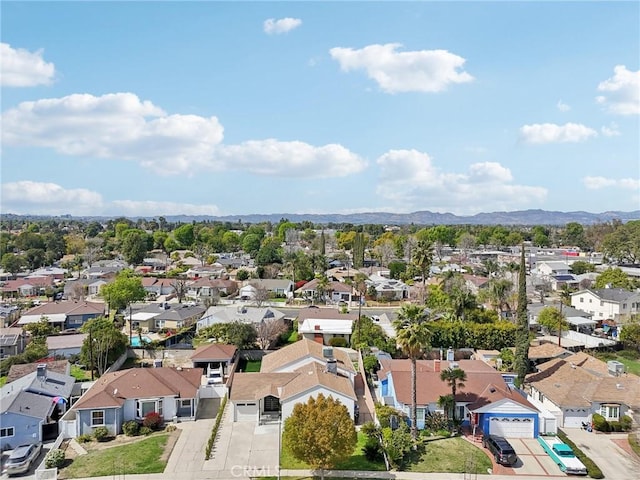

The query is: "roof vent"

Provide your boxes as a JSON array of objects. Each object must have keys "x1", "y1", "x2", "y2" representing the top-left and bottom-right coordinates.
[
  {"x1": 322, "y1": 346, "x2": 334, "y2": 359},
  {"x1": 489, "y1": 387, "x2": 496, "y2": 393}
]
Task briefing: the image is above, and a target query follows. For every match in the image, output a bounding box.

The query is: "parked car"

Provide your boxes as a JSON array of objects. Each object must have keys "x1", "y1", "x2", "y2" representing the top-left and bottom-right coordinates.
[
  {"x1": 2, "y1": 443, "x2": 42, "y2": 476},
  {"x1": 483, "y1": 434, "x2": 518, "y2": 466}
]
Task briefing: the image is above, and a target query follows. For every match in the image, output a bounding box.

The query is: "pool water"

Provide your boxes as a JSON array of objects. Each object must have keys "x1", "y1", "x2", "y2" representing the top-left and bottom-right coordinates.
[{"x1": 130, "y1": 336, "x2": 152, "y2": 347}]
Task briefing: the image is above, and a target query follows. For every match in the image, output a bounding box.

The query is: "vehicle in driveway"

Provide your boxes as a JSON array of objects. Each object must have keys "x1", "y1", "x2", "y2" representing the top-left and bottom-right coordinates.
[
  {"x1": 483, "y1": 434, "x2": 518, "y2": 466},
  {"x1": 2, "y1": 443, "x2": 42, "y2": 476},
  {"x1": 538, "y1": 435, "x2": 588, "y2": 475}
]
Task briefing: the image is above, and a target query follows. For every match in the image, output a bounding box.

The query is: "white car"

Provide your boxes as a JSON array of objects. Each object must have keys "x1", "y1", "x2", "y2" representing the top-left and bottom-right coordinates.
[{"x1": 3, "y1": 443, "x2": 42, "y2": 476}]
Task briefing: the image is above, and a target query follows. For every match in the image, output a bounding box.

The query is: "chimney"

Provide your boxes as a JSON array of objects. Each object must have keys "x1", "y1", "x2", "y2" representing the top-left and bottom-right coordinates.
[
  {"x1": 326, "y1": 358, "x2": 337, "y2": 375},
  {"x1": 37, "y1": 364, "x2": 47, "y2": 380},
  {"x1": 434, "y1": 359, "x2": 441, "y2": 372},
  {"x1": 446, "y1": 348, "x2": 455, "y2": 362}
]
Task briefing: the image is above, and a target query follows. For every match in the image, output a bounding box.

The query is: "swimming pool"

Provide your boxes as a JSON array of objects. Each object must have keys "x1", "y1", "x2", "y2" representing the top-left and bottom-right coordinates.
[{"x1": 130, "y1": 336, "x2": 152, "y2": 347}]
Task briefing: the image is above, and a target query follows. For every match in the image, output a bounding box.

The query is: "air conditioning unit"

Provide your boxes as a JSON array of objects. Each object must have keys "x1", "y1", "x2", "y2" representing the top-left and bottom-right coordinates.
[{"x1": 607, "y1": 360, "x2": 625, "y2": 376}]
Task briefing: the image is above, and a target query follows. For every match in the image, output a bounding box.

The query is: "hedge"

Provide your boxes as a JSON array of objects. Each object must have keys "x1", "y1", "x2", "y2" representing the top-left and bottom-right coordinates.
[
  {"x1": 205, "y1": 395, "x2": 228, "y2": 459},
  {"x1": 557, "y1": 429, "x2": 604, "y2": 479}
]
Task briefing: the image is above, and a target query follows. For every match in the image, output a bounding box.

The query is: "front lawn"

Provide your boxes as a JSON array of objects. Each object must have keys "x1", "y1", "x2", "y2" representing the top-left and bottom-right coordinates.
[
  {"x1": 404, "y1": 437, "x2": 492, "y2": 474},
  {"x1": 280, "y1": 431, "x2": 386, "y2": 471},
  {"x1": 58, "y1": 434, "x2": 168, "y2": 479}
]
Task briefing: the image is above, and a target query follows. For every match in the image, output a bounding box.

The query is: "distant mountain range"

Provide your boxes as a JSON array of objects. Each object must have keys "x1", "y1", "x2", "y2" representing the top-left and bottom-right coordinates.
[{"x1": 3, "y1": 209, "x2": 639, "y2": 226}]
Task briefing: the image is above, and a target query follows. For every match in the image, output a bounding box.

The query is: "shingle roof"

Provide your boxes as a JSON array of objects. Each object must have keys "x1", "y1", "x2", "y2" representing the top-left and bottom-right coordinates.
[
  {"x1": 2, "y1": 369, "x2": 75, "y2": 399},
  {"x1": 528, "y1": 343, "x2": 571, "y2": 360},
  {"x1": 7, "y1": 360, "x2": 70, "y2": 383},
  {"x1": 260, "y1": 338, "x2": 355, "y2": 373},
  {"x1": 467, "y1": 383, "x2": 537, "y2": 411},
  {"x1": 22, "y1": 301, "x2": 105, "y2": 316},
  {"x1": 1, "y1": 390, "x2": 56, "y2": 419},
  {"x1": 191, "y1": 343, "x2": 237, "y2": 361},
  {"x1": 296, "y1": 308, "x2": 358, "y2": 322},
  {"x1": 47, "y1": 333, "x2": 88, "y2": 350},
  {"x1": 72, "y1": 367, "x2": 202, "y2": 410},
  {"x1": 582, "y1": 288, "x2": 638, "y2": 302}
]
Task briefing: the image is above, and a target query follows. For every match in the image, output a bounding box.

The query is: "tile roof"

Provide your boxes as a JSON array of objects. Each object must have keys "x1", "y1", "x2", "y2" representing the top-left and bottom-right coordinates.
[
  {"x1": 260, "y1": 338, "x2": 355, "y2": 373},
  {"x1": 73, "y1": 367, "x2": 202, "y2": 410},
  {"x1": 191, "y1": 343, "x2": 237, "y2": 361}
]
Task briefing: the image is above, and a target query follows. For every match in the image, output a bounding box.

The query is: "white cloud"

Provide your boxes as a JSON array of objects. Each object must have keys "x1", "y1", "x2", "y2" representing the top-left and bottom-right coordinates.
[
  {"x1": 1, "y1": 92, "x2": 365, "y2": 178},
  {"x1": 1, "y1": 181, "x2": 103, "y2": 215},
  {"x1": 596, "y1": 65, "x2": 640, "y2": 115},
  {"x1": 601, "y1": 123, "x2": 621, "y2": 137},
  {"x1": 375, "y1": 149, "x2": 546, "y2": 214},
  {"x1": 263, "y1": 18, "x2": 302, "y2": 35},
  {"x1": 519, "y1": 122, "x2": 598, "y2": 144},
  {"x1": 0, "y1": 43, "x2": 56, "y2": 87},
  {"x1": 583, "y1": 176, "x2": 640, "y2": 190},
  {"x1": 329, "y1": 43, "x2": 474, "y2": 93},
  {"x1": 556, "y1": 100, "x2": 571, "y2": 112}
]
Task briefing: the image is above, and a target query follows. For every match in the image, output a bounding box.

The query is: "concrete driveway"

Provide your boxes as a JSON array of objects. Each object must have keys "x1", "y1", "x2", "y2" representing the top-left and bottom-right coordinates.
[
  {"x1": 202, "y1": 410, "x2": 280, "y2": 479},
  {"x1": 487, "y1": 438, "x2": 565, "y2": 477},
  {"x1": 563, "y1": 428, "x2": 640, "y2": 480}
]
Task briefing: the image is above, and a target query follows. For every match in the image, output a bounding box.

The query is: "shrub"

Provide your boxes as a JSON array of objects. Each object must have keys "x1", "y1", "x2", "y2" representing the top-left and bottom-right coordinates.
[
  {"x1": 592, "y1": 413, "x2": 610, "y2": 432},
  {"x1": 93, "y1": 426, "x2": 109, "y2": 442},
  {"x1": 609, "y1": 421, "x2": 623, "y2": 432},
  {"x1": 143, "y1": 411, "x2": 163, "y2": 430},
  {"x1": 45, "y1": 449, "x2": 65, "y2": 468},
  {"x1": 620, "y1": 415, "x2": 633, "y2": 431},
  {"x1": 436, "y1": 428, "x2": 451, "y2": 437},
  {"x1": 424, "y1": 412, "x2": 449, "y2": 432},
  {"x1": 362, "y1": 438, "x2": 383, "y2": 461},
  {"x1": 122, "y1": 420, "x2": 139, "y2": 436},
  {"x1": 77, "y1": 433, "x2": 92, "y2": 443},
  {"x1": 165, "y1": 424, "x2": 177, "y2": 432},
  {"x1": 139, "y1": 426, "x2": 153, "y2": 436},
  {"x1": 205, "y1": 395, "x2": 228, "y2": 459},
  {"x1": 557, "y1": 429, "x2": 604, "y2": 479},
  {"x1": 329, "y1": 337, "x2": 347, "y2": 347}
]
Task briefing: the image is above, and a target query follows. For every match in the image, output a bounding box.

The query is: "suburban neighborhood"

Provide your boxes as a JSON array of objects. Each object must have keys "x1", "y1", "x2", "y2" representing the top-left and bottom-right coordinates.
[{"x1": 0, "y1": 215, "x2": 639, "y2": 480}]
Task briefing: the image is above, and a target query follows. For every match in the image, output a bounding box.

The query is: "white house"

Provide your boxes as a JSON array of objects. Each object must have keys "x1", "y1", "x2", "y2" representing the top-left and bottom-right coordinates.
[{"x1": 570, "y1": 288, "x2": 640, "y2": 323}]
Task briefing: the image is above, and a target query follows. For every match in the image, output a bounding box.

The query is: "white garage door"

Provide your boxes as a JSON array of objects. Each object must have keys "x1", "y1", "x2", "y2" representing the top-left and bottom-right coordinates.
[
  {"x1": 235, "y1": 402, "x2": 257, "y2": 421},
  {"x1": 489, "y1": 417, "x2": 534, "y2": 438},
  {"x1": 563, "y1": 409, "x2": 590, "y2": 428}
]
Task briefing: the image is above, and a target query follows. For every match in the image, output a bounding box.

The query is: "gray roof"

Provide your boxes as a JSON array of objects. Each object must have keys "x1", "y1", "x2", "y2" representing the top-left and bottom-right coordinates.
[
  {"x1": 1, "y1": 390, "x2": 56, "y2": 419},
  {"x1": 198, "y1": 305, "x2": 285, "y2": 328},
  {"x1": 0, "y1": 333, "x2": 19, "y2": 347},
  {"x1": 590, "y1": 288, "x2": 638, "y2": 302},
  {"x1": 2, "y1": 369, "x2": 76, "y2": 399}
]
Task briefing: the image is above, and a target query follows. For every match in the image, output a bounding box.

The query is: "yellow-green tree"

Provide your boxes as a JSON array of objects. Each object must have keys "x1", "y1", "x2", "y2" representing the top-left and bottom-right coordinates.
[{"x1": 282, "y1": 394, "x2": 357, "y2": 480}]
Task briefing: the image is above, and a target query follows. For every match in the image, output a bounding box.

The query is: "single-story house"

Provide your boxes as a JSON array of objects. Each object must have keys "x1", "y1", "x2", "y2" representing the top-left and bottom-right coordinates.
[
  {"x1": 130, "y1": 303, "x2": 206, "y2": 333},
  {"x1": 30, "y1": 267, "x2": 68, "y2": 281},
  {"x1": 366, "y1": 275, "x2": 410, "y2": 300},
  {"x1": 6, "y1": 359, "x2": 70, "y2": 384},
  {"x1": 185, "y1": 264, "x2": 227, "y2": 279},
  {"x1": 297, "y1": 308, "x2": 358, "y2": 345},
  {"x1": 64, "y1": 278, "x2": 108, "y2": 299},
  {"x1": 0, "y1": 327, "x2": 28, "y2": 359},
  {"x1": 18, "y1": 301, "x2": 105, "y2": 330},
  {"x1": 47, "y1": 333, "x2": 88, "y2": 358},
  {"x1": 240, "y1": 279, "x2": 294, "y2": 300},
  {"x1": 230, "y1": 339, "x2": 357, "y2": 423},
  {"x1": 70, "y1": 367, "x2": 203, "y2": 437},
  {"x1": 141, "y1": 277, "x2": 176, "y2": 297},
  {"x1": 1, "y1": 276, "x2": 55, "y2": 298},
  {"x1": 525, "y1": 351, "x2": 640, "y2": 429},
  {"x1": 294, "y1": 279, "x2": 354, "y2": 304},
  {"x1": 187, "y1": 278, "x2": 238, "y2": 299},
  {"x1": 377, "y1": 358, "x2": 540, "y2": 437},
  {"x1": 197, "y1": 305, "x2": 285, "y2": 331},
  {"x1": 1, "y1": 391, "x2": 57, "y2": 450}
]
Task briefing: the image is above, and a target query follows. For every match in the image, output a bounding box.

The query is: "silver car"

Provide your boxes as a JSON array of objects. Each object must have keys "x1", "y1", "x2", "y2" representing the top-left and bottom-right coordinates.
[{"x1": 3, "y1": 443, "x2": 42, "y2": 476}]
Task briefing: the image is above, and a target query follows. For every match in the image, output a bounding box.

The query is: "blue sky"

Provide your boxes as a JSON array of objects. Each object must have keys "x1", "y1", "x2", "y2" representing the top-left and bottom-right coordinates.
[{"x1": 1, "y1": 1, "x2": 639, "y2": 218}]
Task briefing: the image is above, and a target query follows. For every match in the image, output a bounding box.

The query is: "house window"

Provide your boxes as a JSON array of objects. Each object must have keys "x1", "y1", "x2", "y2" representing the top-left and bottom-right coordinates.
[
  {"x1": 600, "y1": 301, "x2": 604, "y2": 306},
  {"x1": 600, "y1": 405, "x2": 620, "y2": 420},
  {"x1": 155, "y1": 320, "x2": 165, "y2": 329},
  {"x1": 137, "y1": 399, "x2": 163, "y2": 418},
  {"x1": 417, "y1": 408, "x2": 426, "y2": 422},
  {"x1": 622, "y1": 304, "x2": 627, "y2": 309},
  {"x1": 589, "y1": 299, "x2": 592, "y2": 303},
  {"x1": 0, "y1": 427, "x2": 15, "y2": 437},
  {"x1": 180, "y1": 399, "x2": 191, "y2": 408},
  {"x1": 91, "y1": 410, "x2": 105, "y2": 426},
  {"x1": 456, "y1": 405, "x2": 465, "y2": 420},
  {"x1": 580, "y1": 298, "x2": 584, "y2": 303},
  {"x1": 538, "y1": 391, "x2": 544, "y2": 402}
]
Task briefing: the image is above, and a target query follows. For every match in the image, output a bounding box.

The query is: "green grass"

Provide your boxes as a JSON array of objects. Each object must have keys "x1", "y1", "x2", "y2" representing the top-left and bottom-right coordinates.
[
  {"x1": 404, "y1": 437, "x2": 492, "y2": 474},
  {"x1": 0, "y1": 376, "x2": 7, "y2": 387},
  {"x1": 59, "y1": 434, "x2": 168, "y2": 479},
  {"x1": 244, "y1": 360, "x2": 262, "y2": 372},
  {"x1": 70, "y1": 365, "x2": 92, "y2": 381},
  {"x1": 280, "y1": 432, "x2": 386, "y2": 471},
  {"x1": 594, "y1": 350, "x2": 640, "y2": 376},
  {"x1": 629, "y1": 433, "x2": 640, "y2": 459}
]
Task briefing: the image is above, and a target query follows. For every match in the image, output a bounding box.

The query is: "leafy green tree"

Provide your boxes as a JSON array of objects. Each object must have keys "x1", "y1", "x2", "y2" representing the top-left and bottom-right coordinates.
[
  {"x1": 537, "y1": 306, "x2": 568, "y2": 336},
  {"x1": 479, "y1": 278, "x2": 514, "y2": 317},
  {"x1": 197, "y1": 321, "x2": 257, "y2": 349},
  {"x1": 514, "y1": 246, "x2": 530, "y2": 387},
  {"x1": 619, "y1": 322, "x2": 640, "y2": 350},
  {"x1": 381, "y1": 422, "x2": 413, "y2": 468},
  {"x1": 350, "y1": 315, "x2": 395, "y2": 353},
  {"x1": 498, "y1": 348, "x2": 515, "y2": 371},
  {"x1": 594, "y1": 268, "x2": 632, "y2": 289},
  {"x1": 388, "y1": 261, "x2": 406, "y2": 280},
  {"x1": 439, "y1": 368, "x2": 467, "y2": 422},
  {"x1": 80, "y1": 317, "x2": 128, "y2": 376},
  {"x1": 393, "y1": 304, "x2": 431, "y2": 439},
  {"x1": 282, "y1": 393, "x2": 357, "y2": 480},
  {"x1": 255, "y1": 238, "x2": 283, "y2": 266},
  {"x1": 24, "y1": 317, "x2": 57, "y2": 340},
  {"x1": 121, "y1": 230, "x2": 150, "y2": 265},
  {"x1": 173, "y1": 224, "x2": 195, "y2": 248},
  {"x1": 236, "y1": 269, "x2": 250, "y2": 281},
  {"x1": 570, "y1": 261, "x2": 596, "y2": 275},
  {"x1": 1, "y1": 253, "x2": 25, "y2": 274},
  {"x1": 563, "y1": 222, "x2": 587, "y2": 249},
  {"x1": 100, "y1": 270, "x2": 147, "y2": 312},
  {"x1": 242, "y1": 233, "x2": 262, "y2": 256},
  {"x1": 602, "y1": 220, "x2": 640, "y2": 264},
  {"x1": 352, "y1": 232, "x2": 366, "y2": 269},
  {"x1": 24, "y1": 248, "x2": 46, "y2": 269}
]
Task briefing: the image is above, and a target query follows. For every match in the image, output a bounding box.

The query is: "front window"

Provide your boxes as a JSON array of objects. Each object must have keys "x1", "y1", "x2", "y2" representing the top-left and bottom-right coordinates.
[
  {"x1": 180, "y1": 399, "x2": 191, "y2": 408},
  {"x1": 91, "y1": 410, "x2": 105, "y2": 426},
  {"x1": 600, "y1": 404, "x2": 620, "y2": 420},
  {"x1": 0, "y1": 427, "x2": 14, "y2": 437},
  {"x1": 155, "y1": 319, "x2": 165, "y2": 329},
  {"x1": 137, "y1": 399, "x2": 163, "y2": 419}
]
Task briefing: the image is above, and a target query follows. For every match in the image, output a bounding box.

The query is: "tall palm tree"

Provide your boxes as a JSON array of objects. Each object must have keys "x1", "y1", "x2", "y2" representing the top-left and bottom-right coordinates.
[
  {"x1": 439, "y1": 367, "x2": 467, "y2": 422},
  {"x1": 437, "y1": 394, "x2": 455, "y2": 420},
  {"x1": 412, "y1": 239, "x2": 434, "y2": 304},
  {"x1": 393, "y1": 304, "x2": 431, "y2": 439}
]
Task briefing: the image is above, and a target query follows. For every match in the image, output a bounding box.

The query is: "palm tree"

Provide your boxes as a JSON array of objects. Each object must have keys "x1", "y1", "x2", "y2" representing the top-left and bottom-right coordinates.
[
  {"x1": 437, "y1": 394, "x2": 455, "y2": 420},
  {"x1": 393, "y1": 304, "x2": 431, "y2": 439},
  {"x1": 439, "y1": 367, "x2": 467, "y2": 422},
  {"x1": 412, "y1": 239, "x2": 434, "y2": 304},
  {"x1": 480, "y1": 278, "x2": 514, "y2": 318}
]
